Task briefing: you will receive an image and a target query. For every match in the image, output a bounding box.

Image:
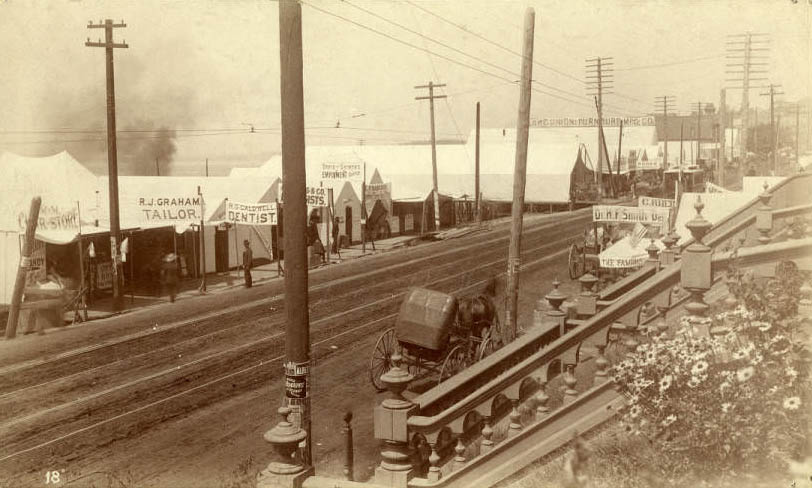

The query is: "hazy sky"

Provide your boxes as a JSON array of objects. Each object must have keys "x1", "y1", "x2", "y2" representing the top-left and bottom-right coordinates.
[{"x1": 1, "y1": 0, "x2": 809, "y2": 175}]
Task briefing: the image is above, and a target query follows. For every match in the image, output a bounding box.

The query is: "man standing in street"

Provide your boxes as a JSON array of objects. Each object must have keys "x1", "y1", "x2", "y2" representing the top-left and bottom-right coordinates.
[
  {"x1": 242, "y1": 239, "x2": 253, "y2": 288},
  {"x1": 161, "y1": 252, "x2": 179, "y2": 303},
  {"x1": 331, "y1": 216, "x2": 340, "y2": 254}
]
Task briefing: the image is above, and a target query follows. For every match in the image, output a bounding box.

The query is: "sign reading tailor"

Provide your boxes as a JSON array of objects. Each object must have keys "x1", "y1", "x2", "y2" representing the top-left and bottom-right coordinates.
[
  {"x1": 593, "y1": 205, "x2": 670, "y2": 226},
  {"x1": 138, "y1": 196, "x2": 202, "y2": 224},
  {"x1": 320, "y1": 162, "x2": 363, "y2": 182},
  {"x1": 226, "y1": 201, "x2": 278, "y2": 225},
  {"x1": 638, "y1": 196, "x2": 675, "y2": 209},
  {"x1": 17, "y1": 205, "x2": 79, "y2": 232},
  {"x1": 306, "y1": 186, "x2": 327, "y2": 207}
]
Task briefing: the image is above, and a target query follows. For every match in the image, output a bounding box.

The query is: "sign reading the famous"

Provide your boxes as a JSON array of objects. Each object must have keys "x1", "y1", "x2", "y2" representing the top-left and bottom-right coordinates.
[
  {"x1": 17, "y1": 205, "x2": 79, "y2": 232},
  {"x1": 592, "y1": 205, "x2": 669, "y2": 226},
  {"x1": 320, "y1": 162, "x2": 362, "y2": 182},
  {"x1": 638, "y1": 196, "x2": 675, "y2": 209},
  {"x1": 600, "y1": 255, "x2": 648, "y2": 269},
  {"x1": 530, "y1": 116, "x2": 655, "y2": 128},
  {"x1": 226, "y1": 201, "x2": 278, "y2": 225},
  {"x1": 138, "y1": 196, "x2": 202, "y2": 224},
  {"x1": 305, "y1": 186, "x2": 327, "y2": 207}
]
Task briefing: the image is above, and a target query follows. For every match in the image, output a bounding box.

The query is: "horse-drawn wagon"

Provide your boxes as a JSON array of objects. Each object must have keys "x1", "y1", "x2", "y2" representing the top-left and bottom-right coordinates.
[{"x1": 370, "y1": 285, "x2": 501, "y2": 391}]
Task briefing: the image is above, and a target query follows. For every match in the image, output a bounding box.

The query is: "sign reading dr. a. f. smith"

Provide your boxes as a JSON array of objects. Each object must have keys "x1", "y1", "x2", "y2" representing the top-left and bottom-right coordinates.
[
  {"x1": 226, "y1": 201, "x2": 278, "y2": 225},
  {"x1": 138, "y1": 196, "x2": 202, "y2": 225},
  {"x1": 593, "y1": 205, "x2": 670, "y2": 227}
]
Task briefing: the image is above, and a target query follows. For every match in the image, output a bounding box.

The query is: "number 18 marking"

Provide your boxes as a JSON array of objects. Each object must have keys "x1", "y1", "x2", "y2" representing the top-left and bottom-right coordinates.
[{"x1": 45, "y1": 470, "x2": 61, "y2": 484}]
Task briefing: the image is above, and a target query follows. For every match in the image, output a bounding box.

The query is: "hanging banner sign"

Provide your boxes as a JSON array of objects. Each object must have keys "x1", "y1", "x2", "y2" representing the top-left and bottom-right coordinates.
[
  {"x1": 17, "y1": 205, "x2": 79, "y2": 232},
  {"x1": 320, "y1": 162, "x2": 363, "y2": 182},
  {"x1": 600, "y1": 255, "x2": 649, "y2": 269},
  {"x1": 226, "y1": 201, "x2": 278, "y2": 225},
  {"x1": 305, "y1": 186, "x2": 327, "y2": 207},
  {"x1": 638, "y1": 196, "x2": 675, "y2": 209},
  {"x1": 593, "y1": 205, "x2": 670, "y2": 226},
  {"x1": 137, "y1": 196, "x2": 202, "y2": 224}
]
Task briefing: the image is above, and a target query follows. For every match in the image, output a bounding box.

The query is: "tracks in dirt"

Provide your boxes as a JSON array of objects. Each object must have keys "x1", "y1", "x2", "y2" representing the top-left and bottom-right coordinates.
[{"x1": 0, "y1": 211, "x2": 590, "y2": 477}]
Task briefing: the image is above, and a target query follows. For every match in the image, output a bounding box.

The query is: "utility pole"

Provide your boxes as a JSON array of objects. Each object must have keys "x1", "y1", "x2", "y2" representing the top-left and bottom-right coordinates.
[
  {"x1": 505, "y1": 8, "x2": 534, "y2": 344},
  {"x1": 269, "y1": 0, "x2": 313, "y2": 471},
  {"x1": 205, "y1": 158, "x2": 209, "y2": 177},
  {"x1": 415, "y1": 82, "x2": 446, "y2": 232},
  {"x1": 719, "y1": 89, "x2": 727, "y2": 186},
  {"x1": 197, "y1": 185, "x2": 207, "y2": 293},
  {"x1": 726, "y1": 32, "x2": 770, "y2": 167},
  {"x1": 760, "y1": 83, "x2": 784, "y2": 174},
  {"x1": 691, "y1": 101, "x2": 706, "y2": 165},
  {"x1": 797, "y1": 103, "x2": 801, "y2": 171},
  {"x1": 86, "y1": 19, "x2": 127, "y2": 311},
  {"x1": 586, "y1": 56, "x2": 613, "y2": 201},
  {"x1": 654, "y1": 96, "x2": 676, "y2": 190},
  {"x1": 475, "y1": 101, "x2": 481, "y2": 224},
  {"x1": 155, "y1": 158, "x2": 160, "y2": 176}
]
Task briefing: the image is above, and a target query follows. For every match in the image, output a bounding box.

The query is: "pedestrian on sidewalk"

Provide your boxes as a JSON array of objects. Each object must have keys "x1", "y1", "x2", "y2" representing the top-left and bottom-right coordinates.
[
  {"x1": 161, "y1": 252, "x2": 179, "y2": 303},
  {"x1": 242, "y1": 239, "x2": 253, "y2": 288}
]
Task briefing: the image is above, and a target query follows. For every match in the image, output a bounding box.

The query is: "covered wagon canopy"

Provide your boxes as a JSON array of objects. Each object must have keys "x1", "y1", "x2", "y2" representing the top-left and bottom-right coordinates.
[{"x1": 0, "y1": 151, "x2": 100, "y2": 244}]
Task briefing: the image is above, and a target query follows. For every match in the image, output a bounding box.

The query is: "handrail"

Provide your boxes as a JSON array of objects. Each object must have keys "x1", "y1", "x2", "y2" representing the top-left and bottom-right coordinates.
[
  {"x1": 407, "y1": 236, "x2": 812, "y2": 440},
  {"x1": 773, "y1": 203, "x2": 812, "y2": 220},
  {"x1": 679, "y1": 172, "x2": 812, "y2": 251}
]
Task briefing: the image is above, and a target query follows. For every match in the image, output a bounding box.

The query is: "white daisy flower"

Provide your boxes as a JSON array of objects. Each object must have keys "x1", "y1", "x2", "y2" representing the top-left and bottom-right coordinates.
[
  {"x1": 737, "y1": 366, "x2": 755, "y2": 383},
  {"x1": 691, "y1": 360, "x2": 709, "y2": 376},
  {"x1": 783, "y1": 397, "x2": 801, "y2": 410},
  {"x1": 721, "y1": 402, "x2": 732, "y2": 413},
  {"x1": 661, "y1": 414, "x2": 677, "y2": 427},
  {"x1": 659, "y1": 375, "x2": 673, "y2": 392}
]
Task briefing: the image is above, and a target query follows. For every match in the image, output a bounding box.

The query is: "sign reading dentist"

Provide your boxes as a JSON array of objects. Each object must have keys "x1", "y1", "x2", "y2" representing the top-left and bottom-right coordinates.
[
  {"x1": 138, "y1": 196, "x2": 202, "y2": 225},
  {"x1": 226, "y1": 201, "x2": 278, "y2": 225}
]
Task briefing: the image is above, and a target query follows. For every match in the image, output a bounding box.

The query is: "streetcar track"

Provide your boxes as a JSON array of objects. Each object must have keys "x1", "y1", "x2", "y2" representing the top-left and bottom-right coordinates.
[
  {"x1": 0, "y1": 212, "x2": 590, "y2": 397},
  {"x1": 0, "y1": 233, "x2": 575, "y2": 430},
  {"x1": 0, "y1": 242, "x2": 571, "y2": 465}
]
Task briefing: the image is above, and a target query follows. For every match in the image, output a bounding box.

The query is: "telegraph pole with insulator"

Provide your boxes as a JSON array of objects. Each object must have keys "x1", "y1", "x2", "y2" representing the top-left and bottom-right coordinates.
[
  {"x1": 86, "y1": 19, "x2": 128, "y2": 311},
  {"x1": 415, "y1": 82, "x2": 446, "y2": 232},
  {"x1": 586, "y1": 56, "x2": 613, "y2": 201},
  {"x1": 760, "y1": 83, "x2": 784, "y2": 174},
  {"x1": 726, "y1": 32, "x2": 770, "y2": 167},
  {"x1": 654, "y1": 96, "x2": 676, "y2": 189}
]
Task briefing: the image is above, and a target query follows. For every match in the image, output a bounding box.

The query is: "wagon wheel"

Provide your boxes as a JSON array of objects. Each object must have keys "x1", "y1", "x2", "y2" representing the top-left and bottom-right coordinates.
[
  {"x1": 370, "y1": 328, "x2": 398, "y2": 392},
  {"x1": 437, "y1": 345, "x2": 468, "y2": 386},
  {"x1": 568, "y1": 243, "x2": 584, "y2": 280},
  {"x1": 478, "y1": 337, "x2": 495, "y2": 362}
]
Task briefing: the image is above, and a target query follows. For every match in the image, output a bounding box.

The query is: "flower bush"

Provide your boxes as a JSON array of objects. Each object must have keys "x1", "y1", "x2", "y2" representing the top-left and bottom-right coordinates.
[{"x1": 612, "y1": 261, "x2": 811, "y2": 480}]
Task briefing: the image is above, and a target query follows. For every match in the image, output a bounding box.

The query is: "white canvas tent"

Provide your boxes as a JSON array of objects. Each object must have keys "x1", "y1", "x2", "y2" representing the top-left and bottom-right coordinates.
[
  {"x1": 673, "y1": 191, "x2": 756, "y2": 246},
  {"x1": 0, "y1": 151, "x2": 100, "y2": 305}
]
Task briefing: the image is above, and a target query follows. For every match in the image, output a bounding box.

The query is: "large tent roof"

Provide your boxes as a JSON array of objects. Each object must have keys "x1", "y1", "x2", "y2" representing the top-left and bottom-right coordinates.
[
  {"x1": 97, "y1": 175, "x2": 279, "y2": 232},
  {"x1": 674, "y1": 191, "x2": 756, "y2": 246},
  {"x1": 0, "y1": 151, "x2": 99, "y2": 242}
]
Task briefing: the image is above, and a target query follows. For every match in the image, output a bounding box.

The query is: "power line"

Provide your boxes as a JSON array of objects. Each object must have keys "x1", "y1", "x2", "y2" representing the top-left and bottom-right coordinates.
[{"x1": 615, "y1": 54, "x2": 725, "y2": 71}]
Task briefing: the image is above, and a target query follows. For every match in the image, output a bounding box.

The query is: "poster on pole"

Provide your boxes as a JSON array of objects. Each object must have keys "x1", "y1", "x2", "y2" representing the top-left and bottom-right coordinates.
[
  {"x1": 592, "y1": 205, "x2": 670, "y2": 231},
  {"x1": 638, "y1": 196, "x2": 675, "y2": 209},
  {"x1": 226, "y1": 201, "x2": 278, "y2": 225},
  {"x1": 320, "y1": 161, "x2": 363, "y2": 182}
]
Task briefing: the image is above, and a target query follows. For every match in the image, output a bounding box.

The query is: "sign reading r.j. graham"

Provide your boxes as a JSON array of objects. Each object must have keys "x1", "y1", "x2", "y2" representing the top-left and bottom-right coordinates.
[
  {"x1": 138, "y1": 196, "x2": 202, "y2": 223},
  {"x1": 226, "y1": 201, "x2": 278, "y2": 225}
]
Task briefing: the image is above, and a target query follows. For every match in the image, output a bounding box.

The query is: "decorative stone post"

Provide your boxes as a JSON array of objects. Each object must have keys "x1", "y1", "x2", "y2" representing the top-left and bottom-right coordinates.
[
  {"x1": 563, "y1": 364, "x2": 578, "y2": 404},
  {"x1": 646, "y1": 238, "x2": 660, "y2": 270},
  {"x1": 257, "y1": 407, "x2": 313, "y2": 488},
  {"x1": 374, "y1": 351, "x2": 417, "y2": 488},
  {"x1": 681, "y1": 196, "x2": 713, "y2": 337},
  {"x1": 655, "y1": 307, "x2": 669, "y2": 336},
  {"x1": 577, "y1": 273, "x2": 599, "y2": 318},
  {"x1": 343, "y1": 411, "x2": 354, "y2": 481},
  {"x1": 453, "y1": 438, "x2": 467, "y2": 471},
  {"x1": 508, "y1": 399, "x2": 522, "y2": 437},
  {"x1": 667, "y1": 227, "x2": 681, "y2": 260},
  {"x1": 545, "y1": 279, "x2": 568, "y2": 336},
  {"x1": 756, "y1": 181, "x2": 773, "y2": 245},
  {"x1": 660, "y1": 231, "x2": 678, "y2": 266}
]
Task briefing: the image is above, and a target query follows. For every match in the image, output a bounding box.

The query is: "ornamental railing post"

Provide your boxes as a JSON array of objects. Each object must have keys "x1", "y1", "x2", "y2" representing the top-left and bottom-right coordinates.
[
  {"x1": 374, "y1": 350, "x2": 417, "y2": 488},
  {"x1": 660, "y1": 231, "x2": 678, "y2": 266},
  {"x1": 576, "y1": 272, "x2": 599, "y2": 318},
  {"x1": 646, "y1": 238, "x2": 660, "y2": 271},
  {"x1": 257, "y1": 407, "x2": 313, "y2": 488},
  {"x1": 756, "y1": 181, "x2": 773, "y2": 245},
  {"x1": 545, "y1": 279, "x2": 568, "y2": 336},
  {"x1": 681, "y1": 195, "x2": 713, "y2": 337}
]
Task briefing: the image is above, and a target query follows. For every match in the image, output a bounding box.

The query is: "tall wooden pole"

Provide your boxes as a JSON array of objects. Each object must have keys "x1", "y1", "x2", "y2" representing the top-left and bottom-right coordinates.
[
  {"x1": 197, "y1": 185, "x2": 207, "y2": 293},
  {"x1": 278, "y1": 0, "x2": 312, "y2": 466},
  {"x1": 797, "y1": 103, "x2": 801, "y2": 171},
  {"x1": 720, "y1": 89, "x2": 727, "y2": 186},
  {"x1": 415, "y1": 82, "x2": 446, "y2": 231},
  {"x1": 86, "y1": 20, "x2": 127, "y2": 311},
  {"x1": 5, "y1": 197, "x2": 41, "y2": 339},
  {"x1": 475, "y1": 101, "x2": 481, "y2": 224},
  {"x1": 362, "y1": 162, "x2": 366, "y2": 253},
  {"x1": 505, "y1": 8, "x2": 534, "y2": 344}
]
